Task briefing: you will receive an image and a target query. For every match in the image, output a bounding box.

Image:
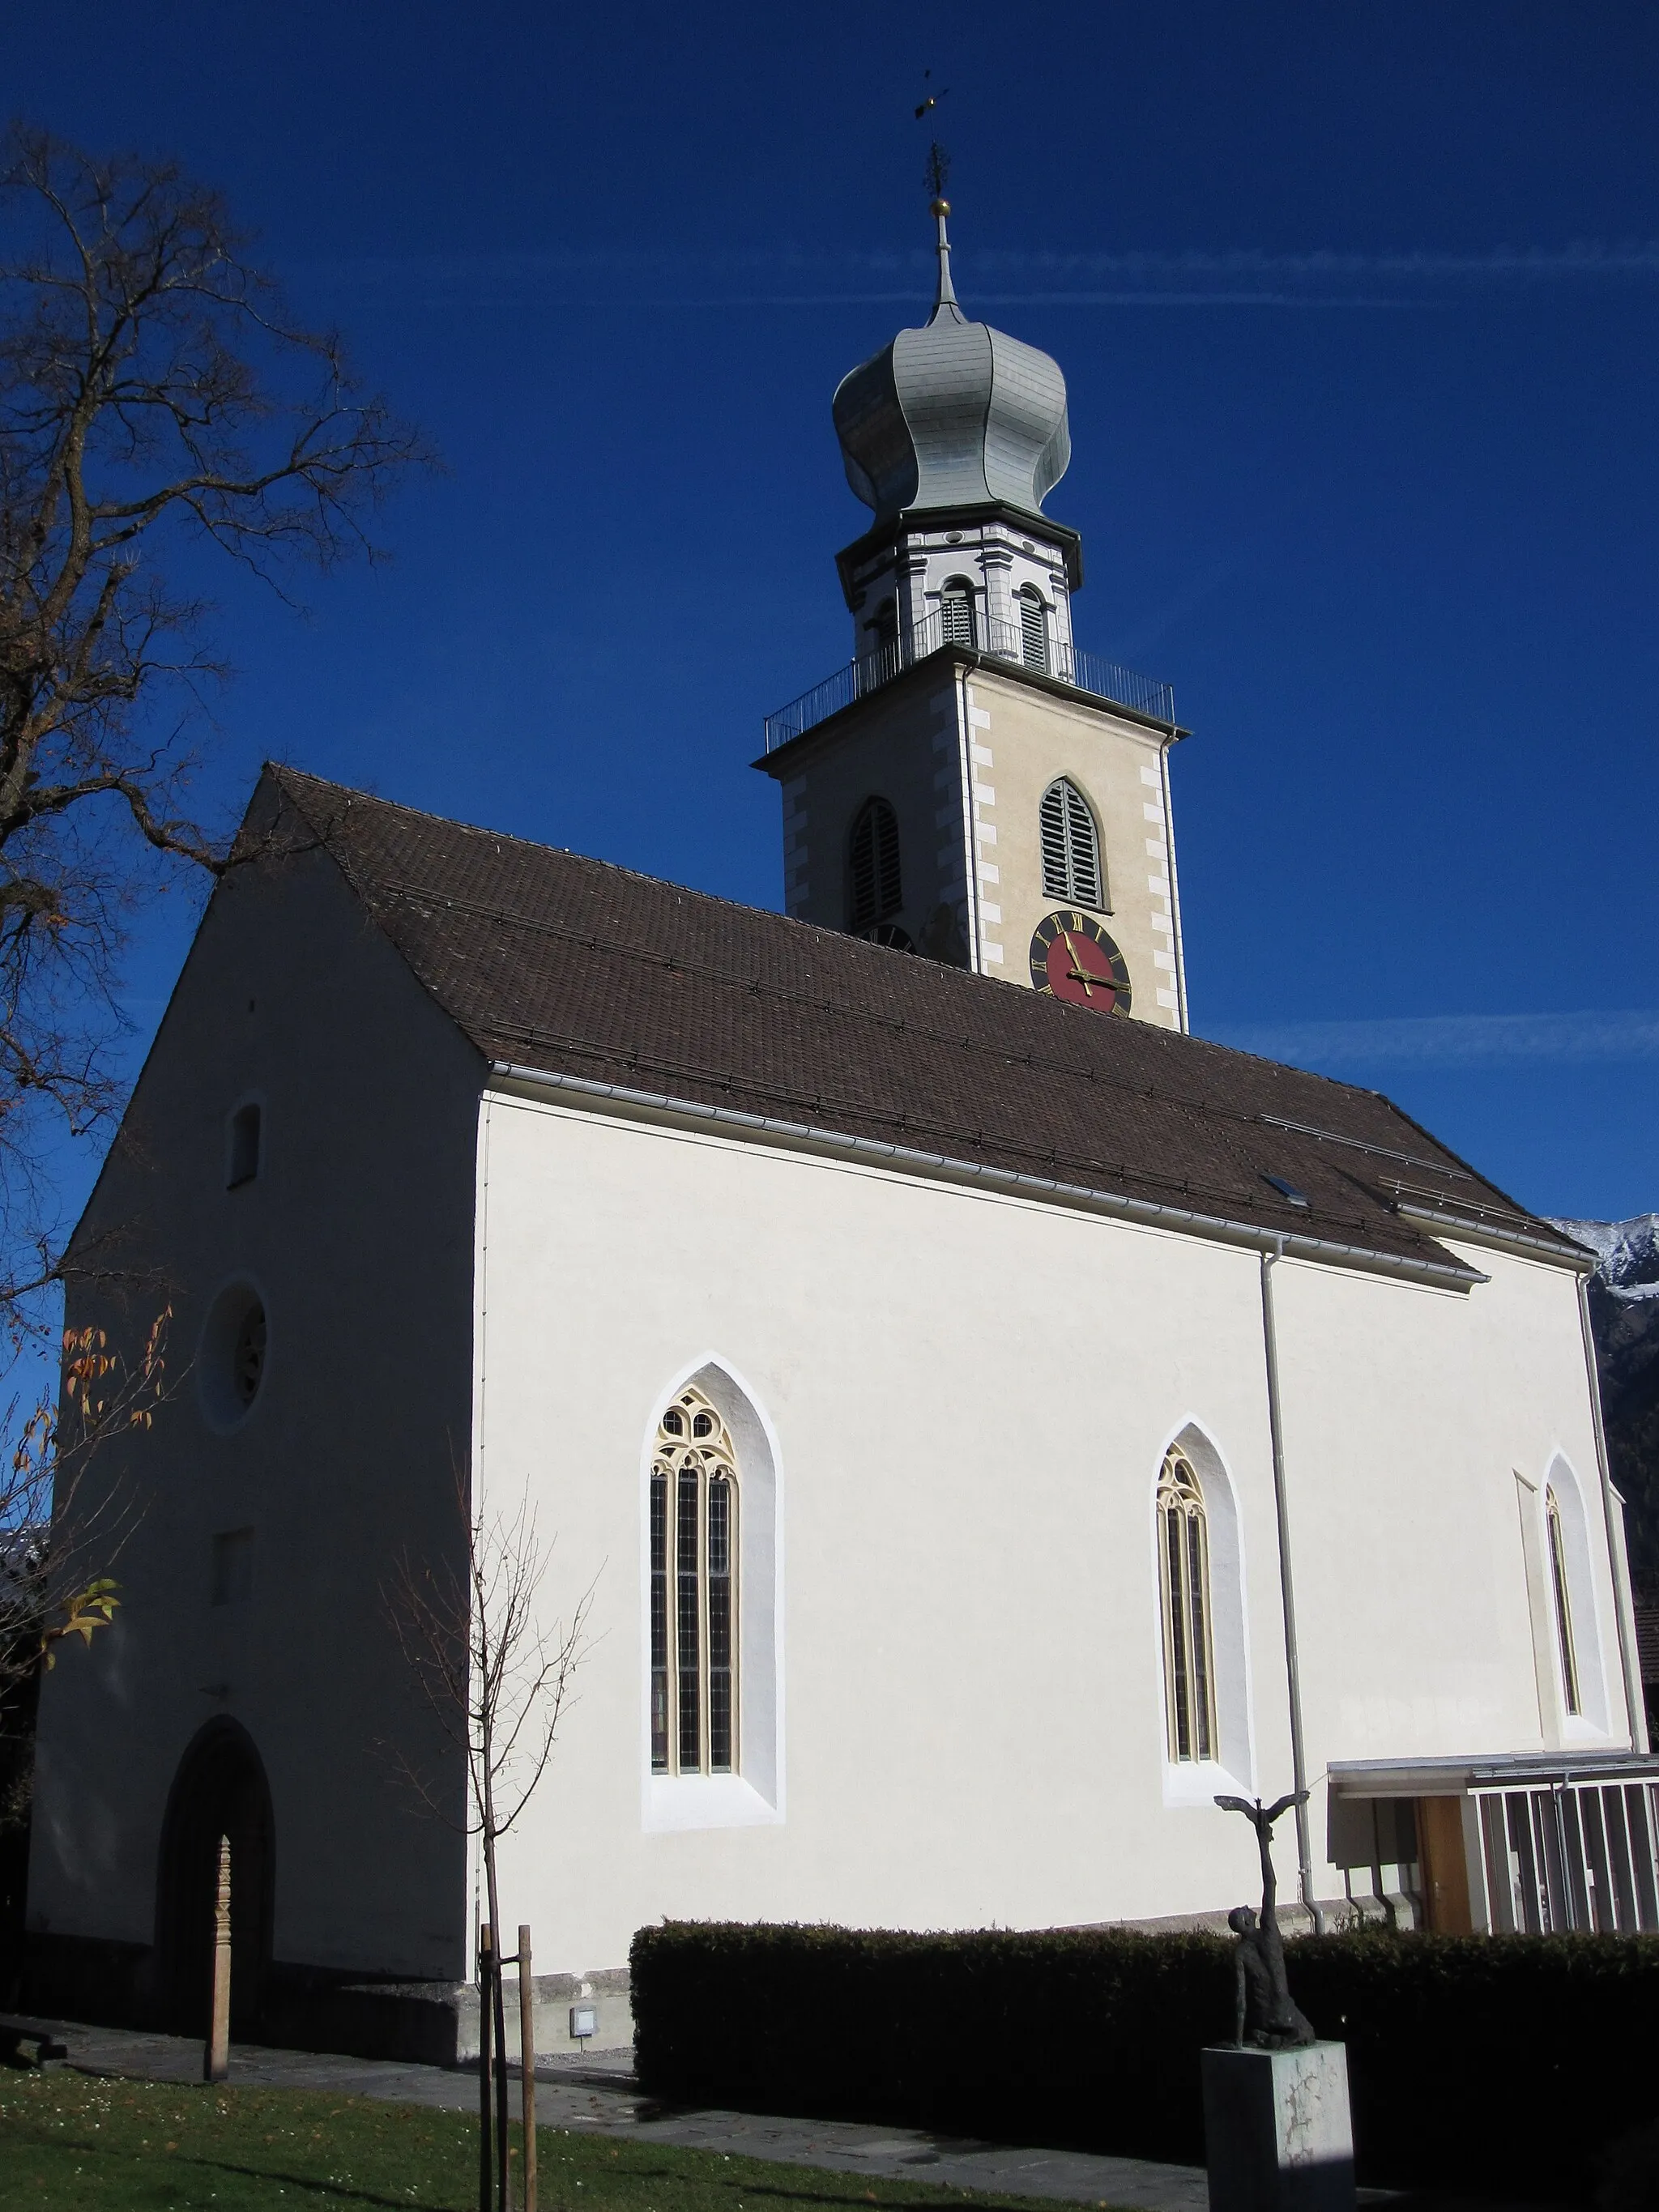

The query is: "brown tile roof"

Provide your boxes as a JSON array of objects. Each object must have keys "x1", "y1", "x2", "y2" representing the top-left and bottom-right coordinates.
[{"x1": 260, "y1": 765, "x2": 1584, "y2": 1286}]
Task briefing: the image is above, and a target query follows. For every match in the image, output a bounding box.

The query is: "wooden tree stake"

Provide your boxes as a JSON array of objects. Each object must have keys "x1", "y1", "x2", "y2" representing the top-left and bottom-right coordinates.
[
  {"x1": 479, "y1": 1922, "x2": 495, "y2": 2212},
  {"x1": 518, "y1": 1924, "x2": 537, "y2": 2212},
  {"x1": 205, "y1": 1833, "x2": 231, "y2": 2084}
]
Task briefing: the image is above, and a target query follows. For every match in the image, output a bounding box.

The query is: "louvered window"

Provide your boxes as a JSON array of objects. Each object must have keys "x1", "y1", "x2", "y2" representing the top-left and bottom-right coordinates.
[
  {"x1": 848, "y1": 796, "x2": 902, "y2": 931},
  {"x1": 1019, "y1": 586, "x2": 1049, "y2": 673},
  {"x1": 651, "y1": 1389, "x2": 740, "y2": 1775},
  {"x1": 940, "y1": 579, "x2": 976, "y2": 648},
  {"x1": 1039, "y1": 777, "x2": 1105, "y2": 908}
]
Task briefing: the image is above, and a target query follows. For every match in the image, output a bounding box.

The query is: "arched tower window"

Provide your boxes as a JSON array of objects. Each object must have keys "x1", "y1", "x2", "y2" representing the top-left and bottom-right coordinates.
[
  {"x1": 1158, "y1": 1445, "x2": 1216, "y2": 1763},
  {"x1": 848, "y1": 797, "x2": 903, "y2": 932},
  {"x1": 226, "y1": 1101, "x2": 262, "y2": 1189},
  {"x1": 940, "y1": 578, "x2": 977, "y2": 648},
  {"x1": 1039, "y1": 777, "x2": 1105, "y2": 908},
  {"x1": 1546, "y1": 1485, "x2": 1581, "y2": 1718},
  {"x1": 1018, "y1": 585, "x2": 1049, "y2": 673},
  {"x1": 651, "y1": 1387, "x2": 739, "y2": 1775}
]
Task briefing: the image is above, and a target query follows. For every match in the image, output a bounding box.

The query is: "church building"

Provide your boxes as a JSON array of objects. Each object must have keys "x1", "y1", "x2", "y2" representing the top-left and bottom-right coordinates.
[{"x1": 23, "y1": 204, "x2": 1657, "y2": 2061}]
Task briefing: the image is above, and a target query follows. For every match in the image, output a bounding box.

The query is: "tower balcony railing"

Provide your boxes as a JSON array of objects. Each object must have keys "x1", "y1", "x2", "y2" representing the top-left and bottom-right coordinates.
[{"x1": 762, "y1": 609, "x2": 1175, "y2": 752}]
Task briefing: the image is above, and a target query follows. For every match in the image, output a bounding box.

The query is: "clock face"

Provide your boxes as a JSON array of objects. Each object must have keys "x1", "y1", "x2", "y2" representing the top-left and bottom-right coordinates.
[{"x1": 1029, "y1": 910, "x2": 1132, "y2": 1014}]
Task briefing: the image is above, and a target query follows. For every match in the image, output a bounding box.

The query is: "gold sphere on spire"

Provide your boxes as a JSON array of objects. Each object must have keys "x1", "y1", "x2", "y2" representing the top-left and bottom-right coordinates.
[{"x1": 930, "y1": 196, "x2": 950, "y2": 217}]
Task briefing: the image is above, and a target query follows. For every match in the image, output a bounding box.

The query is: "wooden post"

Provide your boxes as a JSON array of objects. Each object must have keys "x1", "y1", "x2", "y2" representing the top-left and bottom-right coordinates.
[
  {"x1": 518, "y1": 1924, "x2": 537, "y2": 2212},
  {"x1": 478, "y1": 1923, "x2": 495, "y2": 2212},
  {"x1": 205, "y1": 1834, "x2": 231, "y2": 2084}
]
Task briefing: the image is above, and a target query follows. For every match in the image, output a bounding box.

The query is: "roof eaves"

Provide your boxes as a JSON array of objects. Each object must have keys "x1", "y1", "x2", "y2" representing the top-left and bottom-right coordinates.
[
  {"x1": 488, "y1": 1059, "x2": 1489, "y2": 1292},
  {"x1": 1390, "y1": 1200, "x2": 1591, "y2": 1272}
]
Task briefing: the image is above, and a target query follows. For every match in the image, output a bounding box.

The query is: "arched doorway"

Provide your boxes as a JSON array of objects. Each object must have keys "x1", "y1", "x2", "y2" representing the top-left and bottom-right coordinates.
[{"x1": 153, "y1": 1720, "x2": 274, "y2": 2036}]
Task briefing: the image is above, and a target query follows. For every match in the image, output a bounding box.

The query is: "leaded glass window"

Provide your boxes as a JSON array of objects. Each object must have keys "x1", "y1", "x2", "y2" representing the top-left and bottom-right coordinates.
[
  {"x1": 1158, "y1": 1447, "x2": 1216, "y2": 1762},
  {"x1": 1546, "y1": 1485, "x2": 1580, "y2": 1718},
  {"x1": 650, "y1": 1389, "x2": 740, "y2": 1774},
  {"x1": 1039, "y1": 776, "x2": 1105, "y2": 908}
]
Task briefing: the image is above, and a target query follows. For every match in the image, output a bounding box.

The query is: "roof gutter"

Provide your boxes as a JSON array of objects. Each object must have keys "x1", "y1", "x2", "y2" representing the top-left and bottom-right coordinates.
[
  {"x1": 487, "y1": 1061, "x2": 1489, "y2": 1292},
  {"x1": 1392, "y1": 1200, "x2": 1589, "y2": 1272}
]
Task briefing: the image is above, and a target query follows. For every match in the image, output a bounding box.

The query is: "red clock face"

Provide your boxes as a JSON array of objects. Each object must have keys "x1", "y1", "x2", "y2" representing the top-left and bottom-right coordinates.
[{"x1": 1029, "y1": 910, "x2": 1132, "y2": 1013}]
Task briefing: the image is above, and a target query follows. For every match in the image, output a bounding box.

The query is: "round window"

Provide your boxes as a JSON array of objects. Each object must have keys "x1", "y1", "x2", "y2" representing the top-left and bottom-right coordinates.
[{"x1": 198, "y1": 1281, "x2": 269, "y2": 1430}]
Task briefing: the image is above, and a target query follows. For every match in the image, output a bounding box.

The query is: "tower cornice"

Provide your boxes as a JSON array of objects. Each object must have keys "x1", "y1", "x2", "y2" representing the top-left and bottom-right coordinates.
[{"x1": 834, "y1": 501, "x2": 1084, "y2": 610}]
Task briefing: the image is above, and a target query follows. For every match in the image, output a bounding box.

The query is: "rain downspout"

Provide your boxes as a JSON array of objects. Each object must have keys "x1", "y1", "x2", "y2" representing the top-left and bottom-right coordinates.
[{"x1": 1260, "y1": 1238, "x2": 1324, "y2": 1930}]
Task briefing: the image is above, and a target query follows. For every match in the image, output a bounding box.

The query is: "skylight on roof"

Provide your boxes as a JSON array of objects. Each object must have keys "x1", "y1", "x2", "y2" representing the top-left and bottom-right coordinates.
[{"x1": 1264, "y1": 1174, "x2": 1311, "y2": 1209}]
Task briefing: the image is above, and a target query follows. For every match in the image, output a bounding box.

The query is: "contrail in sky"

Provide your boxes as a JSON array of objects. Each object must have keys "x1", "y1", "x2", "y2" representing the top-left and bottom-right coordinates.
[
  {"x1": 301, "y1": 240, "x2": 1659, "y2": 310},
  {"x1": 1213, "y1": 1009, "x2": 1659, "y2": 1070}
]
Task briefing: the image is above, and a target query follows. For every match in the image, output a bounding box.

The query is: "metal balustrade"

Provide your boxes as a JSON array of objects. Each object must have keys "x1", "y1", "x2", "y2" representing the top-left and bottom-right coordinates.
[
  {"x1": 1478, "y1": 1781, "x2": 1659, "y2": 1933},
  {"x1": 762, "y1": 609, "x2": 1175, "y2": 751}
]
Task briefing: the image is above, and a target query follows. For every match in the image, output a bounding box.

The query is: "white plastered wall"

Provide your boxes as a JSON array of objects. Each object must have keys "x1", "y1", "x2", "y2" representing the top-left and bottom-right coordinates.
[
  {"x1": 27, "y1": 833, "x2": 481, "y2": 1984},
  {"x1": 471, "y1": 1090, "x2": 1620, "y2": 1976}
]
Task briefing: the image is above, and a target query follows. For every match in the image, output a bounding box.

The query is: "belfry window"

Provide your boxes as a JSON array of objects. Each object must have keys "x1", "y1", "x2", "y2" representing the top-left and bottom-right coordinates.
[
  {"x1": 1158, "y1": 1447, "x2": 1216, "y2": 1763},
  {"x1": 848, "y1": 797, "x2": 903, "y2": 932},
  {"x1": 940, "y1": 578, "x2": 976, "y2": 648},
  {"x1": 1039, "y1": 777, "x2": 1105, "y2": 908},
  {"x1": 651, "y1": 1388, "x2": 739, "y2": 1775},
  {"x1": 1018, "y1": 586, "x2": 1049, "y2": 674},
  {"x1": 1546, "y1": 1485, "x2": 1581, "y2": 1718}
]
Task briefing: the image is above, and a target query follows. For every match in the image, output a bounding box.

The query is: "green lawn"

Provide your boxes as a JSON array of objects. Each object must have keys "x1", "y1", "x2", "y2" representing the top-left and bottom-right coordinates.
[{"x1": 0, "y1": 2070, "x2": 1106, "y2": 2212}]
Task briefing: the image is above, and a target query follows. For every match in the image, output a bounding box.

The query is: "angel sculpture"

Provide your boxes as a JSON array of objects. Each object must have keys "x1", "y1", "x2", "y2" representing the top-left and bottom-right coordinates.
[{"x1": 1216, "y1": 1791, "x2": 1317, "y2": 2049}]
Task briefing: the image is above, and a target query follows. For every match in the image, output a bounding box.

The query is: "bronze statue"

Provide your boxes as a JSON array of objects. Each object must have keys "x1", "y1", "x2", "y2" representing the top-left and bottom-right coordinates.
[{"x1": 1216, "y1": 1792, "x2": 1316, "y2": 2049}]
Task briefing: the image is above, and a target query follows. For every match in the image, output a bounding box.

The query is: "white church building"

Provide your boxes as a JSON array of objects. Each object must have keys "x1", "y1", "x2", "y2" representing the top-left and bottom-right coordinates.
[{"x1": 23, "y1": 205, "x2": 1658, "y2": 2061}]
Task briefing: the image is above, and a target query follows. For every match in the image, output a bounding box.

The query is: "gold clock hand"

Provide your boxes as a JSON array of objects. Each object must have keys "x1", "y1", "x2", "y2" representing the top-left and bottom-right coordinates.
[{"x1": 1060, "y1": 930, "x2": 1101, "y2": 995}]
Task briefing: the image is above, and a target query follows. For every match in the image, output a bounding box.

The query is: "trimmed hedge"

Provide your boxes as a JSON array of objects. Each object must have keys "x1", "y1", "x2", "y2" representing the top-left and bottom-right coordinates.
[{"x1": 630, "y1": 1920, "x2": 1659, "y2": 2197}]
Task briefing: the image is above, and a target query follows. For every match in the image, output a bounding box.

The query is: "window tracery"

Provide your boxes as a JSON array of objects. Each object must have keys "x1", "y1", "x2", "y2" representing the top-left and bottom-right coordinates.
[
  {"x1": 1158, "y1": 1446, "x2": 1216, "y2": 1762},
  {"x1": 651, "y1": 1388, "x2": 739, "y2": 1775}
]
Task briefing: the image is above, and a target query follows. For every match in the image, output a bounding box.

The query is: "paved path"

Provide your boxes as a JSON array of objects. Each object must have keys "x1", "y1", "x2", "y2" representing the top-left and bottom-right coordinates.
[{"x1": 7, "y1": 2014, "x2": 1538, "y2": 2212}]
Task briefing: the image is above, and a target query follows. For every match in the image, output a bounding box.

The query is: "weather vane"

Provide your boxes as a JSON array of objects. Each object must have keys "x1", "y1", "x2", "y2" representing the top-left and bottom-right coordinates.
[{"x1": 914, "y1": 71, "x2": 951, "y2": 207}]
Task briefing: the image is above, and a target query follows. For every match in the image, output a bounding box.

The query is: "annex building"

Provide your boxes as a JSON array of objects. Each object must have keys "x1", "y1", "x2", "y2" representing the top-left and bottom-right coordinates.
[{"x1": 23, "y1": 205, "x2": 1657, "y2": 2061}]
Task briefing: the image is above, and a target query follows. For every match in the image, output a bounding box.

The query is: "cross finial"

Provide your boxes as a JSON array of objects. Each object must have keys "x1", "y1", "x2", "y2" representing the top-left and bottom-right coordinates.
[{"x1": 924, "y1": 144, "x2": 959, "y2": 320}]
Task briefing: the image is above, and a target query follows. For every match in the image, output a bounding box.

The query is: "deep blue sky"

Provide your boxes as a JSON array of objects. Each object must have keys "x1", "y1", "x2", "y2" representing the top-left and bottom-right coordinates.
[{"x1": 14, "y1": 1, "x2": 1659, "y2": 1221}]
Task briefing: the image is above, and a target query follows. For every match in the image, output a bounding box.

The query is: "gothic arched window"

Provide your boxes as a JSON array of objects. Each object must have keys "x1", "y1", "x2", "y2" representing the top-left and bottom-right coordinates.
[
  {"x1": 1018, "y1": 585, "x2": 1049, "y2": 673},
  {"x1": 1039, "y1": 776, "x2": 1105, "y2": 908},
  {"x1": 651, "y1": 1388, "x2": 739, "y2": 1775},
  {"x1": 1546, "y1": 1485, "x2": 1581, "y2": 1718},
  {"x1": 848, "y1": 796, "x2": 902, "y2": 932},
  {"x1": 1158, "y1": 1447, "x2": 1215, "y2": 1763},
  {"x1": 940, "y1": 578, "x2": 977, "y2": 648}
]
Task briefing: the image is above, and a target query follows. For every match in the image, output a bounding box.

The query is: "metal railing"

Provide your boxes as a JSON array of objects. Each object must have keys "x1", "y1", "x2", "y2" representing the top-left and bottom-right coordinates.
[
  {"x1": 762, "y1": 609, "x2": 1175, "y2": 750},
  {"x1": 1478, "y1": 1782, "x2": 1659, "y2": 1933}
]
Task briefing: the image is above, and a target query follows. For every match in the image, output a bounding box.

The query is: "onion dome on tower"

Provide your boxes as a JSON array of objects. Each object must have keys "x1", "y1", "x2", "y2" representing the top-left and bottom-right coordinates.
[{"x1": 832, "y1": 199, "x2": 1072, "y2": 525}]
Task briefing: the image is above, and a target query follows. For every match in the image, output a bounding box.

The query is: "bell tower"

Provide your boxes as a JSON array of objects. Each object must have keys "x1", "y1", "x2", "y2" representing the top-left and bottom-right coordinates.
[{"x1": 756, "y1": 198, "x2": 1189, "y2": 1030}]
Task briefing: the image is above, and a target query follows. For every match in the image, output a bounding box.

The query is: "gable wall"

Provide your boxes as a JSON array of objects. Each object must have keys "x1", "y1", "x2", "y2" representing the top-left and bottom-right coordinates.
[{"x1": 28, "y1": 840, "x2": 484, "y2": 1992}]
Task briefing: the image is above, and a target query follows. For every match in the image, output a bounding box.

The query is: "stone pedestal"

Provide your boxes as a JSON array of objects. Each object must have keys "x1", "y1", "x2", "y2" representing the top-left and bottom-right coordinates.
[{"x1": 1201, "y1": 2042, "x2": 1354, "y2": 2212}]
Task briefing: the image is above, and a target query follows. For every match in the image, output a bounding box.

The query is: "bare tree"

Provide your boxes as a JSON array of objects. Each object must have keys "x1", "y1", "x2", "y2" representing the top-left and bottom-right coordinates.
[
  {"x1": 0, "y1": 122, "x2": 428, "y2": 1335},
  {"x1": 385, "y1": 1467, "x2": 595, "y2": 2210}
]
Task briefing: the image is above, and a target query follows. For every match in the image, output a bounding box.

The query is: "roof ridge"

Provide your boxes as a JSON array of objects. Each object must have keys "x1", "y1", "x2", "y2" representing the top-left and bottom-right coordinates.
[{"x1": 266, "y1": 762, "x2": 1434, "y2": 1127}]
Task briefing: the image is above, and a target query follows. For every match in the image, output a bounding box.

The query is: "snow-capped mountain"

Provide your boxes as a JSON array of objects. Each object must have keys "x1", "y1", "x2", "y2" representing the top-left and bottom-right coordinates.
[{"x1": 1551, "y1": 1215, "x2": 1659, "y2": 1570}]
